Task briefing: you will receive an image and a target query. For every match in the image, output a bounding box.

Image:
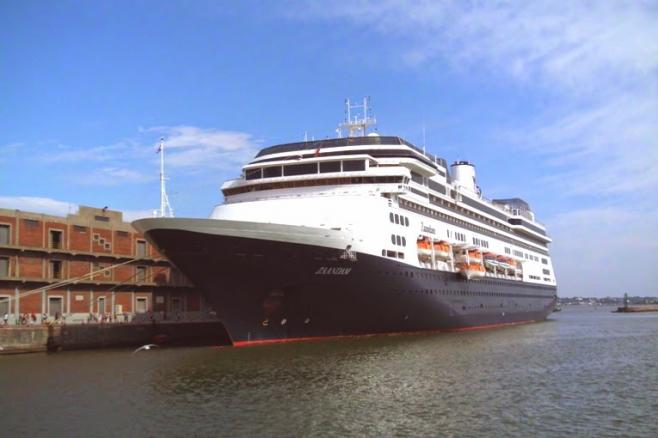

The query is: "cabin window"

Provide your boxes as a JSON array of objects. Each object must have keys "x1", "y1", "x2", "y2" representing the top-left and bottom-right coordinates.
[
  {"x1": 394, "y1": 214, "x2": 399, "y2": 224},
  {"x1": 284, "y1": 163, "x2": 318, "y2": 176},
  {"x1": 263, "y1": 166, "x2": 282, "y2": 178},
  {"x1": 389, "y1": 213, "x2": 394, "y2": 223},
  {"x1": 542, "y1": 269, "x2": 551, "y2": 275},
  {"x1": 319, "y1": 161, "x2": 341, "y2": 173},
  {"x1": 390, "y1": 235, "x2": 395, "y2": 244},
  {"x1": 541, "y1": 258, "x2": 548, "y2": 264},
  {"x1": 245, "y1": 168, "x2": 262, "y2": 180},
  {"x1": 342, "y1": 160, "x2": 365, "y2": 172},
  {"x1": 404, "y1": 217, "x2": 409, "y2": 227},
  {"x1": 396, "y1": 236, "x2": 401, "y2": 246}
]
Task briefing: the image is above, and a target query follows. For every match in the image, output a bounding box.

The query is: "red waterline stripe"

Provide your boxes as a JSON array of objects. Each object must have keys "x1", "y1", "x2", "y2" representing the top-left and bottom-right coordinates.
[{"x1": 231, "y1": 319, "x2": 536, "y2": 348}]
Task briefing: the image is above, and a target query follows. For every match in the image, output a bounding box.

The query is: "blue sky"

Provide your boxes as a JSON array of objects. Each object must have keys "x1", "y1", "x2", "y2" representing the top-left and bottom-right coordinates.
[{"x1": 2, "y1": 1, "x2": 657, "y2": 297}]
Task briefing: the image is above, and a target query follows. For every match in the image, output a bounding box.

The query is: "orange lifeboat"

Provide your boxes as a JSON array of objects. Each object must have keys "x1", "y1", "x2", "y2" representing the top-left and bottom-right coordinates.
[
  {"x1": 417, "y1": 238, "x2": 432, "y2": 260},
  {"x1": 468, "y1": 249, "x2": 482, "y2": 261},
  {"x1": 457, "y1": 262, "x2": 485, "y2": 280},
  {"x1": 433, "y1": 240, "x2": 451, "y2": 259}
]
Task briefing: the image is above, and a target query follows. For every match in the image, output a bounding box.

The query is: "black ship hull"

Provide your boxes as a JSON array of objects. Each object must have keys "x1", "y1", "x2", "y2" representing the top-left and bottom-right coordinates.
[{"x1": 142, "y1": 226, "x2": 557, "y2": 346}]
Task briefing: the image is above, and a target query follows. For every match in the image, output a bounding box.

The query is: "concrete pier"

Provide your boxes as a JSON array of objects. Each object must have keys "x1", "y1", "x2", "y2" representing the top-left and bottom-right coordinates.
[
  {"x1": 615, "y1": 305, "x2": 658, "y2": 313},
  {"x1": 0, "y1": 321, "x2": 231, "y2": 354}
]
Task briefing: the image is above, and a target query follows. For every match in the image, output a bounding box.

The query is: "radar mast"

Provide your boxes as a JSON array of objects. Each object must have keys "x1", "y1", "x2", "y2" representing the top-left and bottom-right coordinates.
[{"x1": 337, "y1": 97, "x2": 377, "y2": 138}]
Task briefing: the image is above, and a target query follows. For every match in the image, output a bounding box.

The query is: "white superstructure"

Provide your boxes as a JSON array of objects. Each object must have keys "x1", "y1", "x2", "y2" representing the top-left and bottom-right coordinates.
[{"x1": 210, "y1": 109, "x2": 556, "y2": 287}]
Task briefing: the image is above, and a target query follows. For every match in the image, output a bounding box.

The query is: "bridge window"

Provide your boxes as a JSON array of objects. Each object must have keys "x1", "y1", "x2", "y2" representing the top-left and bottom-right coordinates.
[
  {"x1": 263, "y1": 166, "x2": 282, "y2": 178},
  {"x1": 342, "y1": 160, "x2": 365, "y2": 172},
  {"x1": 284, "y1": 163, "x2": 318, "y2": 176},
  {"x1": 320, "y1": 161, "x2": 341, "y2": 173},
  {"x1": 245, "y1": 168, "x2": 262, "y2": 180}
]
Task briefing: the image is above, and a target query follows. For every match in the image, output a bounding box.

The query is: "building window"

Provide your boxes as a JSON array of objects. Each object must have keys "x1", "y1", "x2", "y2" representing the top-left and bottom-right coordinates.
[
  {"x1": 94, "y1": 215, "x2": 110, "y2": 222},
  {"x1": 24, "y1": 219, "x2": 39, "y2": 228},
  {"x1": 49, "y1": 229, "x2": 63, "y2": 249},
  {"x1": 0, "y1": 224, "x2": 10, "y2": 245},
  {"x1": 50, "y1": 260, "x2": 62, "y2": 279},
  {"x1": 48, "y1": 296, "x2": 63, "y2": 317},
  {"x1": 74, "y1": 225, "x2": 87, "y2": 233},
  {"x1": 135, "y1": 297, "x2": 148, "y2": 313},
  {"x1": 136, "y1": 266, "x2": 147, "y2": 283},
  {"x1": 0, "y1": 295, "x2": 10, "y2": 316},
  {"x1": 0, "y1": 257, "x2": 9, "y2": 277},
  {"x1": 98, "y1": 297, "x2": 106, "y2": 314},
  {"x1": 136, "y1": 240, "x2": 147, "y2": 258},
  {"x1": 171, "y1": 297, "x2": 182, "y2": 313}
]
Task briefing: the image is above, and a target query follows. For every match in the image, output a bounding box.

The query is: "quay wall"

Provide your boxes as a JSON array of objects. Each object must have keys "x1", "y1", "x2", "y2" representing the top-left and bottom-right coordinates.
[{"x1": 0, "y1": 321, "x2": 231, "y2": 354}]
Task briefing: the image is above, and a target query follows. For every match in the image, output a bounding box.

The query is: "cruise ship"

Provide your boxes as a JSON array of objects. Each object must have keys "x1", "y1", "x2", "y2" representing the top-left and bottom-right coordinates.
[{"x1": 134, "y1": 101, "x2": 557, "y2": 346}]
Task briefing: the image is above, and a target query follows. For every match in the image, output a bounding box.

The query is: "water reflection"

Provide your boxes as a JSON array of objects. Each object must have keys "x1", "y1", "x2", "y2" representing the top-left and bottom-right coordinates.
[{"x1": 2, "y1": 307, "x2": 657, "y2": 437}]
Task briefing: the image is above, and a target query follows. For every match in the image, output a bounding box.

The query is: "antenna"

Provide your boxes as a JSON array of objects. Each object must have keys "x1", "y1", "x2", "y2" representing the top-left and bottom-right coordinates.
[
  {"x1": 158, "y1": 137, "x2": 174, "y2": 218},
  {"x1": 337, "y1": 96, "x2": 377, "y2": 138},
  {"x1": 422, "y1": 118, "x2": 427, "y2": 154}
]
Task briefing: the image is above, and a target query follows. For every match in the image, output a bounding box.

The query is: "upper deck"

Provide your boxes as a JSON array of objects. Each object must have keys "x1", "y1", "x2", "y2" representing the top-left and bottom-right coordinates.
[{"x1": 223, "y1": 135, "x2": 549, "y2": 244}]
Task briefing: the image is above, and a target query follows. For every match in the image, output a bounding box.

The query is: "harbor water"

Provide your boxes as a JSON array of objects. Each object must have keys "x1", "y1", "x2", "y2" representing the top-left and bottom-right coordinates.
[{"x1": 1, "y1": 306, "x2": 657, "y2": 437}]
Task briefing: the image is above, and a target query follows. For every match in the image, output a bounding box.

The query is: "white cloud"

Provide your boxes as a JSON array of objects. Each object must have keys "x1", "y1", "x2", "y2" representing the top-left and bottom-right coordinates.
[
  {"x1": 40, "y1": 140, "x2": 139, "y2": 163},
  {"x1": 299, "y1": 1, "x2": 658, "y2": 92},
  {"x1": 0, "y1": 196, "x2": 78, "y2": 216},
  {"x1": 296, "y1": 0, "x2": 658, "y2": 297},
  {"x1": 65, "y1": 167, "x2": 154, "y2": 186},
  {"x1": 146, "y1": 125, "x2": 259, "y2": 170}
]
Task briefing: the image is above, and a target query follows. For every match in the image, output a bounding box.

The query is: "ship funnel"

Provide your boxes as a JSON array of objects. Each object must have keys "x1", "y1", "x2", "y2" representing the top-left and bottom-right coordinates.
[{"x1": 450, "y1": 161, "x2": 478, "y2": 194}]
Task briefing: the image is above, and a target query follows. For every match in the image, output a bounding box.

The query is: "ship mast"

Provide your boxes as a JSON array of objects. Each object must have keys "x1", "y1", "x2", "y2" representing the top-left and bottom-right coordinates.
[
  {"x1": 158, "y1": 137, "x2": 174, "y2": 218},
  {"x1": 337, "y1": 97, "x2": 377, "y2": 138}
]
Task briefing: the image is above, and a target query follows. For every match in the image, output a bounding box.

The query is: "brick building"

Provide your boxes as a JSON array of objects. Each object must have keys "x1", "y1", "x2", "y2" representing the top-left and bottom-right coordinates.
[{"x1": 0, "y1": 206, "x2": 210, "y2": 323}]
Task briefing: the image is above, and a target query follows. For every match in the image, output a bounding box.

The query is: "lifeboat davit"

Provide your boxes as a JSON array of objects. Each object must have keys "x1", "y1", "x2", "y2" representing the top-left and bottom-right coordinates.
[
  {"x1": 457, "y1": 262, "x2": 485, "y2": 280},
  {"x1": 433, "y1": 241, "x2": 451, "y2": 259}
]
